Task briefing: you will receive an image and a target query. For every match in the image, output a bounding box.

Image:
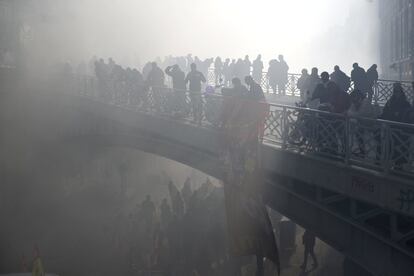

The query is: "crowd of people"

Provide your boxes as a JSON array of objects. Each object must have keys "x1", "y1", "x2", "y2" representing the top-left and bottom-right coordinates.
[
  {"x1": 121, "y1": 177, "x2": 275, "y2": 276},
  {"x1": 58, "y1": 54, "x2": 414, "y2": 169}
]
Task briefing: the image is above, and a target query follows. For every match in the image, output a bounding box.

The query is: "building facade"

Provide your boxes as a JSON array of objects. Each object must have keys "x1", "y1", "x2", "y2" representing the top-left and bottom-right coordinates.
[{"x1": 379, "y1": 0, "x2": 414, "y2": 80}]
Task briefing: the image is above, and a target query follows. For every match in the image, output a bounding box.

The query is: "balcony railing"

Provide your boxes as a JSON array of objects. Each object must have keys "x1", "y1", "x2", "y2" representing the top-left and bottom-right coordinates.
[{"x1": 65, "y1": 75, "x2": 414, "y2": 180}]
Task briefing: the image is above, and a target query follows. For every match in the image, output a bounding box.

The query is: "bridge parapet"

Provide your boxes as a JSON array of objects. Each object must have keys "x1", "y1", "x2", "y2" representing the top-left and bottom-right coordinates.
[
  {"x1": 69, "y1": 75, "x2": 414, "y2": 180},
  {"x1": 205, "y1": 69, "x2": 414, "y2": 106}
]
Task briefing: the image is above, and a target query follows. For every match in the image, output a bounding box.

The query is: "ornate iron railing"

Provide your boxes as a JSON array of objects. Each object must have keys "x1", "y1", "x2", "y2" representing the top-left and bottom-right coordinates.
[
  {"x1": 205, "y1": 68, "x2": 414, "y2": 106},
  {"x1": 69, "y1": 75, "x2": 414, "y2": 179}
]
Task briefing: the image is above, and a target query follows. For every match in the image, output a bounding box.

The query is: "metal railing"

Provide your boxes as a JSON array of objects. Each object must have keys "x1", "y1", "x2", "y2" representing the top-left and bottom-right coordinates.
[
  {"x1": 205, "y1": 68, "x2": 414, "y2": 106},
  {"x1": 67, "y1": 75, "x2": 414, "y2": 179}
]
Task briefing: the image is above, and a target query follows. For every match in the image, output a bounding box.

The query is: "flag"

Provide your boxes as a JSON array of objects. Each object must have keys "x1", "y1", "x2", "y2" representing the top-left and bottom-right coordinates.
[{"x1": 220, "y1": 95, "x2": 280, "y2": 274}]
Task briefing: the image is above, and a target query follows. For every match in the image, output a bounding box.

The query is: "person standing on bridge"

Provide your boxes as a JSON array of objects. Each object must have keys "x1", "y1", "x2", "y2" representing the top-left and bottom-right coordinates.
[
  {"x1": 185, "y1": 63, "x2": 206, "y2": 124},
  {"x1": 366, "y1": 64, "x2": 378, "y2": 102},
  {"x1": 330, "y1": 65, "x2": 351, "y2": 93},
  {"x1": 214, "y1": 57, "x2": 223, "y2": 85},
  {"x1": 245, "y1": 76, "x2": 265, "y2": 101},
  {"x1": 243, "y1": 55, "x2": 252, "y2": 77},
  {"x1": 351, "y1": 63, "x2": 368, "y2": 96},
  {"x1": 300, "y1": 230, "x2": 318, "y2": 271},
  {"x1": 267, "y1": 59, "x2": 280, "y2": 95},
  {"x1": 223, "y1": 58, "x2": 232, "y2": 86},
  {"x1": 146, "y1": 62, "x2": 165, "y2": 108},
  {"x1": 252, "y1": 54, "x2": 264, "y2": 84},
  {"x1": 165, "y1": 64, "x2": 186, "y2": 115},
  {"x1": 297, "y1": 69, "x2": 310, "y2": 102},
  {"x1": 379, "y1": 83, "x2": 412, "y2": 168},
  {"x1": 306, "y1": 67, "x2": 321, "y2": 103},
  {"x1": 276, "y1": 55, "x2": 289, "y2": 96}
]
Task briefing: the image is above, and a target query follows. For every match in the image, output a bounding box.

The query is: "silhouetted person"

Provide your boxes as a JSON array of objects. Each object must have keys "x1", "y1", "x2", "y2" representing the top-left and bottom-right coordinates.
[
  {"x1": 230, "y1": 77, "x2": 249, "y2": 97},
  {"x1": 165, "y1": 64, "x2": 185, "y2": 91},
  {"x1": 330, "y1": 65, "x2": 351, "y2": 92},
  {"x1": 312, "y1": 72, "x2": 331, "y2": 105},
  {"x1": 229, "y1": 59, "x2": 236, "y2": 79},
  {"x1": 214, "y1": 57, "x2": 223, "y2": 84},
  {"x1": 276, "y1": 55, "x2": 289, "y2": 95},
  {"x1": 301, "y1": 230, "x2": 318, "y2": 270},
  {"x1": 142, "y1": 195, "x2": 156, "y2": 230},
  {"x1": 267, "y1": 59, "x2": 280, "y2": 94},
  {"x1": 185, "y1": 63, "x2": 206, "y2": 124},
  {"x1": 306, "y1": 67, "x2": 321, "y2": 102},
  {"x1": 129, "y1": 68, "x2": 144, "y2": 105},
  {"x1": 380, "y1": 83, "x2": 412, "y2": 168},
  {"x1": 147, "y1": 62, "x2": 165, "y2": 87},
  {"x1": 366, "y1": 64, "x2": 378, "y2": 101},
  {"x1": 329, "y1": 82, "x2": 351, "y2": 114},
  {"x1": 297, "y1": 69, "x2": 310, "y2": 101},
  {"x1": 146, "y1": 62, "x2": 165, "y2": 108},
  {"x1": 160, "y1": 198, "x2": 172, "y2": 228},
  {"x1": 234, "y1": 58, "x2": 245, "y2": 80},
  {"x1": 243, "y1": 55, "x2": 251, "y2": 77},
  {"x1": 351, "y1": 63, "x2": 368, "y2": 95},
  {"x1": 381, "y1": 83, "x2": 411, "y2": 122},
  {"x1": 181, "y1": 177, "x2": 192, "y2": 209},
  {"x1": 223, "y1": 58, "x2": 231, "y2": 86},
  {"x1": 245, "y1": 76, "x2": 265, "y2": 101},
  {"x1": 165, "y1": 64, "x2": 186, "y2": 114},
  {"x1": 252, "y1": 54, "x2": 264, "y2": 83}
]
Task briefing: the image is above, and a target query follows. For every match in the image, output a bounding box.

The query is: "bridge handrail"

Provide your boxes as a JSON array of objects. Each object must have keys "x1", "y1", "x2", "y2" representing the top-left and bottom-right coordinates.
[
  {"x1": 204, "y1": 68, "x2": 414, "y2": 106},
  {"x1": 63, "y1": 74, "x2": 414, "y2": 180}
]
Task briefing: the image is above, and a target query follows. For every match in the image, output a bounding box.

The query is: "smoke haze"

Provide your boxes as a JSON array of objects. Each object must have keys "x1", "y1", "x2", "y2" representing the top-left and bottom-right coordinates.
[{"x1": 22, "y1": 0, "x2": 379, "y2": 72}]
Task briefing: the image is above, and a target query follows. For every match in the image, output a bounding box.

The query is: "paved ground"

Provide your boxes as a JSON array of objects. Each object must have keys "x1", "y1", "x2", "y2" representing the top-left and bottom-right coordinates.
[{"x1": 280, "y1": 226, "x2": 344, "y2": 276}]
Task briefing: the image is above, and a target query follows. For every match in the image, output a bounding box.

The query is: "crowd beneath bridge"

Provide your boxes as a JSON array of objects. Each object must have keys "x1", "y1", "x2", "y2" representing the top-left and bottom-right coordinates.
[{"x1": 120, "y1": 177, "x2": 286, "y2": 276}]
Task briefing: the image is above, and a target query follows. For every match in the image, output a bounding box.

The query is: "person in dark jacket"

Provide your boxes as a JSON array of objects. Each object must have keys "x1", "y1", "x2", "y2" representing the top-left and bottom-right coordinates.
[
  {"x1": 366, "y1": 64, "x2": 379, "y2": 101},
  {"x1": 351, "y1": 63, "x2": 368, "y2": 95},
  {"x1": 300, "y1": 230, "x2": 318, "y2": 270},
  {"x1": 245, "y1": 75, "x2": 265, "y2": 101},
  {"x1": 297, "y1": 69, "x2": 310, "y2": 102},
  {"x1": 185, "y1": 63, "x2": 206, "y2": 124},
  {"x1": 330, "y1": 65, "x2": 351, "y2": 92},
  {"x1": 276, "y1": 55, "x2": 289, "y2": 95},
  {"x1": 165, "y1": 64, "x2": 186, "y2": 114},
  {"x1": 252, "y1": 54, "x2": 264, "y2": 84},
  {"x1": 380, "y1": 83, "x2": 411, "y2": 122},
  {"x1": 379, "y1": 83, "x2": 412, "y2": 168}
]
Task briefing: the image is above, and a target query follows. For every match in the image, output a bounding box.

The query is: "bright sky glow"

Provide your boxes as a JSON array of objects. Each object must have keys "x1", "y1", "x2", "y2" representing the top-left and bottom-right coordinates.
[{"x1": 38, "y1": 0, "x2": 380, "y2": 73}]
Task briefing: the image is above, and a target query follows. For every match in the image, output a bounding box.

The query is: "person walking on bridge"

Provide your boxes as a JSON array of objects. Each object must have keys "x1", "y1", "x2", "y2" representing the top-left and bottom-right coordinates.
[
  {"x1": 185, "y1": 63, "x2": 206, "y2": 124},
  {"x1": 301, "y1": 230, "x2": 318, "y2": 271}
]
